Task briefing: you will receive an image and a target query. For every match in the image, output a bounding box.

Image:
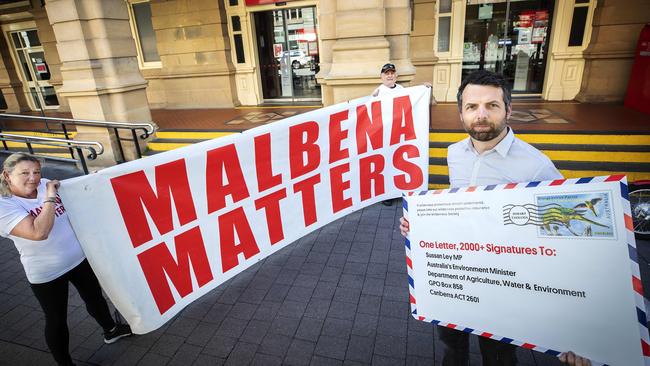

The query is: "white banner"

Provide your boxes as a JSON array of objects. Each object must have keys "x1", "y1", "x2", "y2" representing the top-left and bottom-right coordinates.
[
  {"x1": 59, "y1": 86, "x2": 431, "y2": 333},
  {"x1": 405, "y1": 176, "x2": 650, "y2": 366}
]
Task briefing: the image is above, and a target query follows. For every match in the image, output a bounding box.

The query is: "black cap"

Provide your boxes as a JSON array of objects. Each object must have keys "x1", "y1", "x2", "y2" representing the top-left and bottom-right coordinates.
[{"x1": 381, "y1": 63, "x2": 396, "y2": 73}]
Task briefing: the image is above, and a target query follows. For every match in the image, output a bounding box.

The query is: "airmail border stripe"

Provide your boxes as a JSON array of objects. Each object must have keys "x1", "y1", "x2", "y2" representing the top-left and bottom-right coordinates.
[
  {"x1": 403, "y1": 194, "x2": 417, "y2": 316},
  {"x1": 637, "y1": 341, "x2": 650, "y2": 362},
  {"x1": 443, "y1": 320, "x2": 564, "y2": 357},
  {"x1": 404, "y1": 175, "x2": 650, "y2": 363},
  {"x1": 617, "y1": 178, "x2": 650, "y2": 360}
]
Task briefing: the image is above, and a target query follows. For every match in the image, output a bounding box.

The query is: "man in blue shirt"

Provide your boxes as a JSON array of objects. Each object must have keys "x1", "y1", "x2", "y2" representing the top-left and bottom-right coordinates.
[{"x1": 399, "y1": 70, "x2": 590, "y2": 366}]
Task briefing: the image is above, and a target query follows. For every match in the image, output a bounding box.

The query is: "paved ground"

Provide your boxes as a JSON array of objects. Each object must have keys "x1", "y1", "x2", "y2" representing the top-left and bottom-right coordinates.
[{"x1": 1, "y1": 161, "x2": 649, "y2": 366}]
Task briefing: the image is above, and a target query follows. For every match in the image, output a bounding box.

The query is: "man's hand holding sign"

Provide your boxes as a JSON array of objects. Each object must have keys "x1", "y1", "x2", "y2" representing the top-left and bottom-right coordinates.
[{"x1": 402, "y1": 175, "x2": 646, "y2": 366}]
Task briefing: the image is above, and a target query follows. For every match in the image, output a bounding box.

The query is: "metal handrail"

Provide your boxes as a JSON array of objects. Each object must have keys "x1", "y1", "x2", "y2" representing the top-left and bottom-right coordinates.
[
  {"x1": 0, "y1": 113, "x2": 156, "y2": 136},
  {"x1": 0, "y1": 133, "x2": 103, "y2": 174},
  {"x1": 0, "y1": 113, "x2": 157, "y2": 162}
]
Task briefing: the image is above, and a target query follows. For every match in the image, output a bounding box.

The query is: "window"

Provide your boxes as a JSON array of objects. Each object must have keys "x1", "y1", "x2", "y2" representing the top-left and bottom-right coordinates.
[
  {"x1": 231, "y1": 16, "x2": 246, "y2": 64},
  {"x1": 232, "y1": 16, "x2": 241, "y2": 32},
  {"x1": 568, "y1": 1, "x2": 590, "y2": 47},
  {"x1": 128, "y1": 0, "x2": 161, "y2": 68},
  {"x1": 439, "y1": 0, "x2": 451, "y2": 13},
  {"x1": 287, "y1": 9, "x2": 302, "y2": 20},
  {"x1": 8, "y1": 29, "x2": 60, "y2": 109},
  {"x1": 437, "y1": 0, "x2": 452, "y2": 52}
]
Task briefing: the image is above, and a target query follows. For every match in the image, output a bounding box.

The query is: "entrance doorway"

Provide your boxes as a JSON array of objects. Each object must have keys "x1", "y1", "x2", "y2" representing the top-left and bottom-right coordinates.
[
  {"x1": 254, "y1": 7, "x2": 321, "y2": 103},
  {"x1": 9, "y1": 29, "x2": 59, "y2": 110},
  {"x1": 462, "y1": 0, "x2": 554, "y2": 94}
]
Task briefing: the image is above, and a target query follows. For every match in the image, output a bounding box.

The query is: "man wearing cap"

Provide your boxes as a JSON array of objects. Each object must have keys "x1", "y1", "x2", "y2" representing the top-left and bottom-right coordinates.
[
  {"x1": 372, "y1": 63, "x2": 433, "y2": 97},
  {"x1": 373, "y1": 63, "x2": 433, "y2": 205},
  {"x1": 372, "y1": 63, "x2": 402, "y2": 97}
]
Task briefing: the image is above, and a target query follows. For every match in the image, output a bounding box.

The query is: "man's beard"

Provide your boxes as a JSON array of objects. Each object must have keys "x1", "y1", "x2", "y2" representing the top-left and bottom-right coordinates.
[{"x1": 466, "y1": 120, "x2": 507, "y2": 142}]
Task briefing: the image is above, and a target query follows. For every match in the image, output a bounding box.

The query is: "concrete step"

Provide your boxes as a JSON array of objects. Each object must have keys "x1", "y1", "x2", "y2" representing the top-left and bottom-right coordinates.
[
  {"x1": 0, "y1": 130, "x2": 79, "y2": 159},
  {"x1": 427, "y1": 131, "x2": 650, "y2": 188},
  {"x1": 0, "y1": 130, "x2": 77, "y2": 138},
  {"x1": 144, "y1": 129, "x2": 650, "y2": 189},
  {"x1": 145, "y1": 131, "x2": 240, "y2": 153}
]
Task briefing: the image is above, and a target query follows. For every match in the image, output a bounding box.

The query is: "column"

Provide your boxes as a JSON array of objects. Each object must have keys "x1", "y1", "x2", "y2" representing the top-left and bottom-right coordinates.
[
  {"x1": 317, "y1": 0, "x2": 415, "y2": 105},
  {"x1": 45, "y1": 0, "x2": 154, "y2": 166},
  {"x1": 542, "y1": 0, "x2": 592, "y2": 101},
  {"x1": 430, "y1": 0, "x2": 464, "y2": 102},
  {"x1": 223, "y1": 1, "x2": 257, "y2": 106},
  {"x1": 575, "y1": 0, "x2": 650, "y2": 102},
  {"x1": 410, "y1": 0, "x2": 437, "y2": 87},
  {"x1": 146, "y1": 0, "x2": 238, "y2": 108}
]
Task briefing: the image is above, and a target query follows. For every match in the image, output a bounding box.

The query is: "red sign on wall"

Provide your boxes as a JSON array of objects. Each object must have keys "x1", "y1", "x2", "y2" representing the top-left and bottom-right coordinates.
[
  {"x1": 35, "y1": 63, "x2": 47, "y2": 74},
  {"x1": 273, "y1": 43, "x2": 283, "y2": 58},
  {"x1": 517, "y1": 11, "x2": 535, "y2": 28}
]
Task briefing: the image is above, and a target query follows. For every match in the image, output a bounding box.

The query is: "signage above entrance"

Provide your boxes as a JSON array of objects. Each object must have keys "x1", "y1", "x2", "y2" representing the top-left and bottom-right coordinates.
[{"x1": 245, "y1": 0, "x2": 298, "y2": 5}]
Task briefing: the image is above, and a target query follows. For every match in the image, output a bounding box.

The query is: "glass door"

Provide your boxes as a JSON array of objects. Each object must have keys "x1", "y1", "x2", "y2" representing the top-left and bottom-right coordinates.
[
  {"x1": 10, "y1": 29, "x2": 59, "y2": 110},
  {"x1": 462, "y1": 0, "x2": 554, "y2": 94},
  {"x1": 255, "y1": 7, "x2": 321, "y2": 103}
]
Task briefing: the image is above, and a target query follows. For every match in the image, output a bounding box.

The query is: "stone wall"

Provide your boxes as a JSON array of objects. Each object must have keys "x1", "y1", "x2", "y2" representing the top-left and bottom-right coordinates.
[
  {"x1": 145, "y1": 0, "x2": 238, "y2": 108},
  {"x1": 46, "y1": 0, "x2": 153, "y2": 166},
  {"x1": 409, "y1": 0, "x2": 436, "y2": 87},
  {"x1": 576, "y1": 0, "x2": 650, "y2": 102},
  {"x1": 317, "y1": 0, "x2": 415, "y2": 105}
]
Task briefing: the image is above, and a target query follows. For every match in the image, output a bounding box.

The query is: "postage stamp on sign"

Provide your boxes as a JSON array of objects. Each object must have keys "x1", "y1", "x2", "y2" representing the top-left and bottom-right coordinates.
[
  {"x1": 534, "y1": 191, "x2": 614, "y2": 238},
  {"x1": 502, "y1": 191, "x2": 614, "y2": 238}
]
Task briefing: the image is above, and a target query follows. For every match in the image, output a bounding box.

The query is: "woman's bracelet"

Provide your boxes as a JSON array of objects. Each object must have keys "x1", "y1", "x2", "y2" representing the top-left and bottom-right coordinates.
[{"x1": 43, "y1": 198, "x2": 57, "y2": 204}]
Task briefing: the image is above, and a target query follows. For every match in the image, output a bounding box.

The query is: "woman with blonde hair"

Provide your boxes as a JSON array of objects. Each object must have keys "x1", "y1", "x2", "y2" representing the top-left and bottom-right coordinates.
[{"x1": 0, "y1": 153, "x2": 131, "y2": 366}]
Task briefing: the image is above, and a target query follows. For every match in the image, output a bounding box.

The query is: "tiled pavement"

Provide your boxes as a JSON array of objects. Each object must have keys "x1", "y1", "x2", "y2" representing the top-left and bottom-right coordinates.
[
  {"x1": 0, "y1": 202, "x2": 566, "y2": 366},
  {"x1": 1, "y1": 162, "x2": 650, "y2": 366}
]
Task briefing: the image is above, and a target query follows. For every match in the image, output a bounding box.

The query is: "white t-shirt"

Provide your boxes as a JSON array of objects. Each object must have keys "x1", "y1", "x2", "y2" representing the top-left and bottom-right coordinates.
[
  {"x1": 447, "y1": 127, "x2": 563, "y2": 188},
  {"x1": 376, "y1": 83, "x2": 404, "y2": 96},
  {"x1": 0, "y1": 179, "x2": 85, "y2": 284}
]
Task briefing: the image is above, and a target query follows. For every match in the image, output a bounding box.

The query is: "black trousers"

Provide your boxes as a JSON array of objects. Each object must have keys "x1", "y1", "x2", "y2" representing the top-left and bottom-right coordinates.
[
  {"x1": 30, "y1": 259, "x2": 115, "y2": 366},
  {"x1": 439, "y1": 326, "x2": 518, "y2": 366}
]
